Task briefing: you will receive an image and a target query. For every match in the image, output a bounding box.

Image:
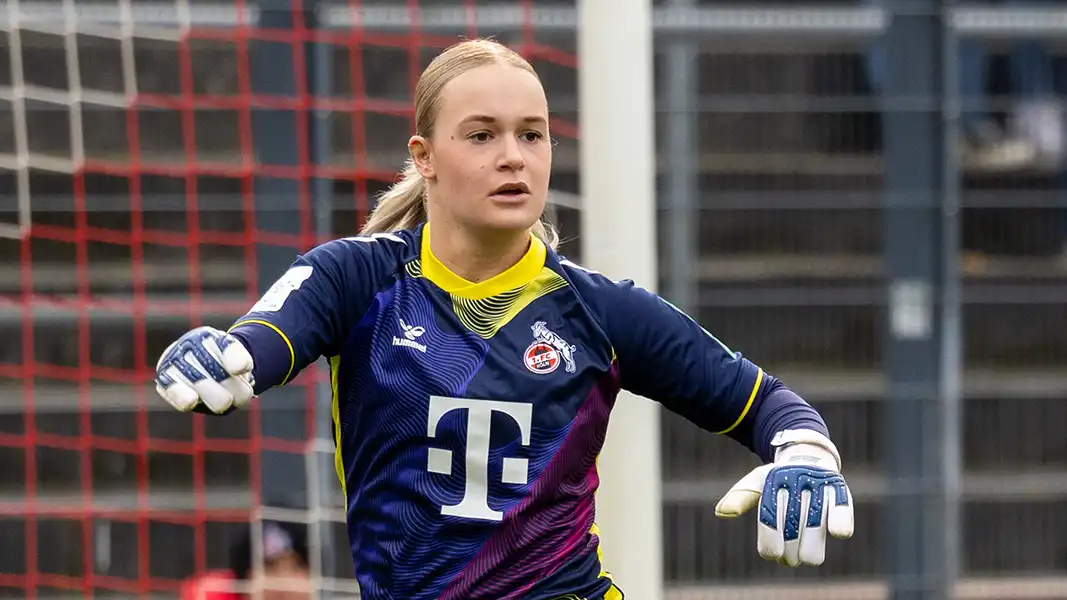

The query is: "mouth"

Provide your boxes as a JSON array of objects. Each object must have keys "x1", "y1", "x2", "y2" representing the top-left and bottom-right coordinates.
[{"x1": 489, "y1": 182, "x2": 531, "y2": 199}]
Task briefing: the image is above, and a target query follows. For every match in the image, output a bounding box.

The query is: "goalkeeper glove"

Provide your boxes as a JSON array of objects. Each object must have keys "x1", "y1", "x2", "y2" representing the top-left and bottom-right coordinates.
[
  {"x1": 154, "y1": 326, "x2": 255, "y2": 415},
  {"x1": 714, "y1": 429, "x2": 854, "y2": 567}
]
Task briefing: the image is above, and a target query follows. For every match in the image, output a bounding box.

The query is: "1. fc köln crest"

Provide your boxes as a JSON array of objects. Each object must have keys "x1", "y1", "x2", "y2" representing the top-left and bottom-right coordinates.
[{"x1": 524, "y1": 321, "x2": 577, "y2": 375}]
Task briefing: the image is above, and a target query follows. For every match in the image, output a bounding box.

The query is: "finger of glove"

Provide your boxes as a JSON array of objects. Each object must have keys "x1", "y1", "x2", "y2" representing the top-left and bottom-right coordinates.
[
  {"x1": 222, "y1": 374, "x2": 254, "y2": 409},
  {"x1": 780, "y1": 488, "x2": 811, "y2": 567},
  {"x1": 827, "y1": 484, "x2": 855, "y2": 539},
  {"x1": 190, "y1": 375, "x2": 235, "y2": 414},
  {"x1": 219, "y1": 336, "x2": 254, "y2": 376},
  {"x1": 716, "y1": 489, "x2": 760, "y2": 520},
  {"x1": 156, "y1": 376, "x2": 199, "y2": 412},
  {"x1": 200, "y1": 333, "x2": 251, "y2": 377},
  {"x1": 757, "y1": 488, "x2": 789, "y2": 561},
  {"x1": 797, "y1": 489, "x2": 828, "y2": 566},
  {"x1": 715, "y1": 465, "x2": 770, "y2": 518},
  {"x1": 780, "y1": 536, "x2": 806, "y2": 568}
]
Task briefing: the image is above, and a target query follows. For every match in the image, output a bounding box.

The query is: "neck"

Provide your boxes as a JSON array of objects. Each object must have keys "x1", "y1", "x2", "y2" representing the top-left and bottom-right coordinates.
[{"x1": 428, "y1": 222, "x2": 532, "y2": 284}]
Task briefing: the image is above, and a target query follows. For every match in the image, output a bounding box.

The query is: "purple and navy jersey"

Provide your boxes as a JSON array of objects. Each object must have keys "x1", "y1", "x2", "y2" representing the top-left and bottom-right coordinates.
[{"x1": 228, "y1": 224, "x2": 826, "y2": 600}]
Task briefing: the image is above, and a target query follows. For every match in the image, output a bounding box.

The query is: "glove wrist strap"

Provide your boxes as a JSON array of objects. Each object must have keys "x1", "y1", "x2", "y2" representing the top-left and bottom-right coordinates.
[{"x1": 770, "y1": 429, "x2": 842, "y2": 471}]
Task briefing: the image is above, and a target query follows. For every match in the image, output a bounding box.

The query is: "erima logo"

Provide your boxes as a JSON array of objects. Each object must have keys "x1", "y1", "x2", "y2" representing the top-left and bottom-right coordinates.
[{"x1": 393, "y1": 318, "x2": 427, "y2": 352}]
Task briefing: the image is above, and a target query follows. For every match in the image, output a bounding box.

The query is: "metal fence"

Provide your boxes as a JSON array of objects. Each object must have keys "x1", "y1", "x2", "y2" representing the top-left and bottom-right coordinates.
[{"x1": 0, "y1": 1, "x2": 1066, "y2": 599}]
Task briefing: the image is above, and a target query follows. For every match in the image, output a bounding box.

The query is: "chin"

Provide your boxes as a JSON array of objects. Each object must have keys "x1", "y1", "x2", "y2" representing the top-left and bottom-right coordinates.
[{"x1": 478, "y1": 205, "x2": 544, "y2": 233}]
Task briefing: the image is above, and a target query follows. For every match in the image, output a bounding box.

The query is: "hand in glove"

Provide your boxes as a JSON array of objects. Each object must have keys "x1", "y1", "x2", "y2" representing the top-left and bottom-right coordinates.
[
  {"x1": 155, "y1": 326, "x2": 255, "y2": 415},
  {"x1": 715, "y1": 429, "x2": 854, "y2": 567}
]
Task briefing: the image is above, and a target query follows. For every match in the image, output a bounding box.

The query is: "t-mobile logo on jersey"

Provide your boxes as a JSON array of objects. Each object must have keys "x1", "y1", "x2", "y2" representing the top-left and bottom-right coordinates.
[{"x1": 425, "y1": 396, "x2": 533, "y2": 522}]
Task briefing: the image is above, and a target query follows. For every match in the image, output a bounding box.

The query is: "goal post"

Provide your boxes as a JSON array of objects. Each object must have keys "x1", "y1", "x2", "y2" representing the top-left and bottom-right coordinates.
[{"x1": 577, "y1": 2, "x2": 663, "y2": 599}]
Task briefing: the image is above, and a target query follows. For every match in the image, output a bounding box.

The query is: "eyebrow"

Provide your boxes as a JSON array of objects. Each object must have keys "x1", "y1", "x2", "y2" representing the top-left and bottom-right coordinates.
[{"x1": 459, "y1": 115, "x2": 548, "y2": 126}]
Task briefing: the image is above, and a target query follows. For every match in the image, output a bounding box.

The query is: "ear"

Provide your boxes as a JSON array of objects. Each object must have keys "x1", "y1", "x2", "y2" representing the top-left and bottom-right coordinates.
[{"x1": 408, "y1": 135, "x2": 435, "y2": 180}]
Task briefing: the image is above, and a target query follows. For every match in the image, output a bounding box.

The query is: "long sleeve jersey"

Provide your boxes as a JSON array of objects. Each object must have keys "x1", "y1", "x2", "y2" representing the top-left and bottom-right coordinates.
[{"x1": 228, "y1": 223, "x2": 828, "y2": 600}]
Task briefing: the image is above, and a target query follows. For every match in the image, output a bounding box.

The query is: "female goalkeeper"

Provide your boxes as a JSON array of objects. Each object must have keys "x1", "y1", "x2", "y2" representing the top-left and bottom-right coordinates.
[{"x1": 155, "y1": 38, "x2": 854, "y2": 600}]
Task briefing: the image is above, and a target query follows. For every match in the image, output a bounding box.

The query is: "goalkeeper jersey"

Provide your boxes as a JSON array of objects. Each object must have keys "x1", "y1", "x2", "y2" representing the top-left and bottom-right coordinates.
[{"x1": 228, "y1": 223, "x2": 826, "y2": 600}]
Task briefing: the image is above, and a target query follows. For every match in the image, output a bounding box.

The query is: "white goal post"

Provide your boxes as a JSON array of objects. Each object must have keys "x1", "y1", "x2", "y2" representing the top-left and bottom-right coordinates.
[{"x1": 577, "y1": 2, "x2": 663, "y2": 600}]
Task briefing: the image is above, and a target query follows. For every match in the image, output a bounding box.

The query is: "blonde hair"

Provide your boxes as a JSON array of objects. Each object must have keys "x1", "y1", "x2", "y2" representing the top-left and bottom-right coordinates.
[{"x1": 359, "y1": 38, "x2": 559, "y2": 249}]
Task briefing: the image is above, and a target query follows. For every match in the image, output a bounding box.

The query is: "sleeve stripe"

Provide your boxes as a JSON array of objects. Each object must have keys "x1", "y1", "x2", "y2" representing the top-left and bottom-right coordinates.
[
  {"x1": 715, "y1": 367, "x2": 763, "y2": 435},
  {"x1": 228, "y1": 319, "x2": 297, "y2": 385}
]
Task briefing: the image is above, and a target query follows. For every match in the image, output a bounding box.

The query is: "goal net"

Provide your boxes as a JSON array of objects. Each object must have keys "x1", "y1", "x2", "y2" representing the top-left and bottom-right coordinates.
[{"x1": 0, "y1": 0, "x2": 578, "y2": 598}]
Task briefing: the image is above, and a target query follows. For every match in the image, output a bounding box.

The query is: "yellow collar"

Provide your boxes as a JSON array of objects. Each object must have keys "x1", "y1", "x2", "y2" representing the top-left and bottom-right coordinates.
[{"x1": 419, "y1": 223, "x2": 546, "y2": 300}]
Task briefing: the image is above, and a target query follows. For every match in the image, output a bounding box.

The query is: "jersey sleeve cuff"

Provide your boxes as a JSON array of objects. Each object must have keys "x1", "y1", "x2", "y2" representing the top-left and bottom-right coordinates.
[
  {"x1": 229, "y1": 319, "x2": 296, "y2": 393},
  {"x1": 751, "y1": 383, "x2": 829, "y2": 463}
]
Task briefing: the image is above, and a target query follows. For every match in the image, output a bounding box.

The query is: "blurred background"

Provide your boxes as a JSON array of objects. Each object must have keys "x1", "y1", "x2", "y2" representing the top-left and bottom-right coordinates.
[{"x1": 0, "y1": 0, "x2": 1065, "y2": 598}]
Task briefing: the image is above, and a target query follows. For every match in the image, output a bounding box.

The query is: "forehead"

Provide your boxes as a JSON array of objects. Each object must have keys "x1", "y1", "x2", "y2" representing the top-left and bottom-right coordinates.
[{"x1": 437, "y1": 63, "x2": 547, "y2": 125}]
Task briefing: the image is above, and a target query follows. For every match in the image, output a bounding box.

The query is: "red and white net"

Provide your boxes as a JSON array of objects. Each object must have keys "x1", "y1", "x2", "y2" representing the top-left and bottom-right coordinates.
[{"x1": 0, "y1": 0, "x2": 578, "y2": 597}]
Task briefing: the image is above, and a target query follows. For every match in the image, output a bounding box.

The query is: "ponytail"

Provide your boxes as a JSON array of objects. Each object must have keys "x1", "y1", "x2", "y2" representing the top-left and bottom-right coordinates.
[
  {"x1": 361, "y1": 159, "x2": 561, "y2": 251},
  {"x1": 360, "y1": 160, "x2": 428, "y2": 236},
  {"x1": 531, "y1": 218, "x2": 560, "y2": 251}
]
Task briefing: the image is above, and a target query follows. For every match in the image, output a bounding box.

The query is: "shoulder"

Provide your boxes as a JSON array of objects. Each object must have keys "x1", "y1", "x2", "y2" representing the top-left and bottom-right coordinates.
[
  {"x1": 312, "y1": 229, "x2": 418, "y2": 269},
  {"x1": 250, "y1": 230, "x2": 417, "y2": 315},
  {"x1": 294, "y1": 229, "x2": 419, "y2": 292},
  {"x1": 552, "y1": 255, "x2": 654, "y2": 337},
  {"x1": 555, "y1": 255, "x2": 643, "y2": 305},
  {"x1": 555, "y1": 254, "x2": 687, "y2": 334},
  {"x1": 556, "y1": 256, "x2": 614, "y2": 289}
]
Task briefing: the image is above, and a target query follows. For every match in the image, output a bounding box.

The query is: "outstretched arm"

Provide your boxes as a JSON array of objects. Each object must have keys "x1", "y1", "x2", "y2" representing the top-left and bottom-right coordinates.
[
  {"x1": 228, "y1": 241, "x2": 354, "y2": 394},
  {"x1": 595, "y1": 277, "x2": 825, "y2": 463},
  {"x1": 156, "y1": 239, "x2": 370, "y2": 414},
  {"x1": 585, "y1": 273, "x2": 854, "y2": 567}
]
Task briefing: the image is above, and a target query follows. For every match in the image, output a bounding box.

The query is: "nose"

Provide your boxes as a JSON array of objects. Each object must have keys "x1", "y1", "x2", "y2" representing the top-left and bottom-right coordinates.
[{"x1": 496, "y1": 134, "x2": 525, "y2": 171}]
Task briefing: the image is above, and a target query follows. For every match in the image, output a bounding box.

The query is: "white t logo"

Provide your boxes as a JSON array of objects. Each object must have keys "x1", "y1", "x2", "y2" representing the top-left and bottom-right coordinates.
[{"x1": 426, "y1": 396, "x2": 533, "y2": 521}]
